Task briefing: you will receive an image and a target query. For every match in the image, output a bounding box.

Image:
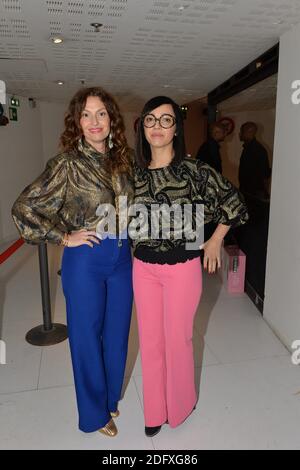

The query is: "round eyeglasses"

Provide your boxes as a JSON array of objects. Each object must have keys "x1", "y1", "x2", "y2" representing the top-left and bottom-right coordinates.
[{"x1": 143, "y1": 113, "x2": 176, "y2": 129}]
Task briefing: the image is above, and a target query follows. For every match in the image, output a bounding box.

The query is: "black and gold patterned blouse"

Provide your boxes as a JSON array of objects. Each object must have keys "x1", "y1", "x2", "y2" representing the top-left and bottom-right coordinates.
[
  {"x1": 132, "y1": 158, "x2": 249, "y2": 264},
  {"x1": 11, "y1": 139, "x2": 134, "y2": 245}
]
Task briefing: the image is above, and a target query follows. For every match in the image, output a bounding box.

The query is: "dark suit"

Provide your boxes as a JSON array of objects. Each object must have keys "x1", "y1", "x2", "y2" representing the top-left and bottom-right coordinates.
[
  {"x1": 239, "y1": 139, "x2": 271, "y2": 200},
  {"x1": 196, "y1": 138, "x2": 222, "y2": 174}
]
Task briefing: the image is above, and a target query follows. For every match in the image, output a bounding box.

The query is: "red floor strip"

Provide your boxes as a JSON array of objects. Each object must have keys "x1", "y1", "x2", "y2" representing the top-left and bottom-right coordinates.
[{"x1": 0, "y1": 238, "x2": 25, "y2": 265}]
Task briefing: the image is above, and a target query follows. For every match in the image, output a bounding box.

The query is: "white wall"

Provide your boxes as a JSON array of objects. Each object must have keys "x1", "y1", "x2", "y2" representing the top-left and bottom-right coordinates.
[
  {"x1": 0, "y1": 98, "x2": 67, "y2": 244},
  {"x1": 0, "y1": 95, "x2": 44, "y2": 244},
  {"x1": 40, "y1": 101, "x2": 66, "y2": 165},
  {"x1": 219, "y1": 109, "x2": 275, "y2": 187},
  {"x1": 264, "y1": 23, "x2": 300, "y2": 350}
]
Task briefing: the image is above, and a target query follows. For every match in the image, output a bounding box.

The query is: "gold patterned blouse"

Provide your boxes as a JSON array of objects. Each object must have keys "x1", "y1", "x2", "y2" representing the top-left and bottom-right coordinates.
[
  {"x1": 11, "y1": 139, "x2": 134, "y2": 245},
  {"x1": 132, "y1": 158, "x2": 249, "y2": 264}
]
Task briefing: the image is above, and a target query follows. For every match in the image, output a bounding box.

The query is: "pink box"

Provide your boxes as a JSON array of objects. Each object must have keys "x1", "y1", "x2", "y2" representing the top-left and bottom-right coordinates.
[{"x1": 220, "y1": 245, "x2": 246, "y2": 294}]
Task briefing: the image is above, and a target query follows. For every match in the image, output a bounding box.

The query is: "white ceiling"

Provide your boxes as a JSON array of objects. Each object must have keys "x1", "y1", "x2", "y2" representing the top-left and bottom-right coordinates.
[{"x1": 0, "y1": 0, "x2": 299, "y2": 111}]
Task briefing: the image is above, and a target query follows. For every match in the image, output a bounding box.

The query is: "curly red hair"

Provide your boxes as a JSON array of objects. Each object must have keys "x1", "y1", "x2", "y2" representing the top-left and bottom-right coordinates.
[{"x1": 60, "y1": 87, "x2": 132, "y2": 176}]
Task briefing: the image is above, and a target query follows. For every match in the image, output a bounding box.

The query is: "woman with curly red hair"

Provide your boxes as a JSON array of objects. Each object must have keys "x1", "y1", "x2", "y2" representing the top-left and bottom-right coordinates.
[{"x1": 12, "y1": 87, "x2": 134, "y2": 437}]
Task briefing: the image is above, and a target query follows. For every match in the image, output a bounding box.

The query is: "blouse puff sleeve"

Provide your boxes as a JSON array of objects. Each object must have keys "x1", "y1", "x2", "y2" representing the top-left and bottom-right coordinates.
[
  {"x1": 11, "y1": 154, "x2": 68, "y2": 245},
  {"x1": 193, "y1": 161, "x2": 249, "y2": 229}
]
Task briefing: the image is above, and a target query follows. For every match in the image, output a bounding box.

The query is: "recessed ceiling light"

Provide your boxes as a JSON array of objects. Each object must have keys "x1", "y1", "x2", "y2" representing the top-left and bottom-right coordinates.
[
  {"x1": 50, "y1": 36, "x2": 64, "y2": 44},
  {"x1": 57, "y1": 81, "x2": 64, "y2": 86},
  {"x1": 178, "y1": 4, "x2": 189, "y2": 11},
  {"x1": 90, "y1": 23, "x2": 103, "y2": 32},
  {"x1": 272, "y1": 20, "x2": 283, "y2": 25}
]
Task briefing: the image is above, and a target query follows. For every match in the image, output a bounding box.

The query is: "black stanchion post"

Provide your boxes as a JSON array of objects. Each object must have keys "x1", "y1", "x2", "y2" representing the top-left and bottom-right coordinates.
[
  {"x1": 26, "y1": 242, "x2": 68, "y2": 346},
  {"x1": 39, "y1": 242, "x2": 52, "y2": 331}
]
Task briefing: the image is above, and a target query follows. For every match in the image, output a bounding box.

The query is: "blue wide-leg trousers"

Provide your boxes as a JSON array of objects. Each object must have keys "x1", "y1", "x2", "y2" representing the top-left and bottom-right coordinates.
[{"x1": 61, "y1": 237, "x2": 133, "y2": 433}]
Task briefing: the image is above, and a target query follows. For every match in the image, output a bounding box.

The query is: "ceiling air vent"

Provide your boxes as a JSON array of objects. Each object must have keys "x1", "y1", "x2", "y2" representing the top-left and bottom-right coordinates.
[{"x1": 2, "y1": 0, "x2": 21, "y2": 12}]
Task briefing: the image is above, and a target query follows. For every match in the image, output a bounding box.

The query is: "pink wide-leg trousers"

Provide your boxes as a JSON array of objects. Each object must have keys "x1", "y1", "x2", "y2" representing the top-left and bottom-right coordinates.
[{"x1": 133, "y1": 257, "x2": 202, "y2": 428}]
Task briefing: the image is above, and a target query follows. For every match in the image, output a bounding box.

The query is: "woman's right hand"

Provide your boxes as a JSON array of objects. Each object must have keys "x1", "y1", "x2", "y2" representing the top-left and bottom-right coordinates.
[{"x1": 67, "y1": 229, "x2": 100, "y2": 248}]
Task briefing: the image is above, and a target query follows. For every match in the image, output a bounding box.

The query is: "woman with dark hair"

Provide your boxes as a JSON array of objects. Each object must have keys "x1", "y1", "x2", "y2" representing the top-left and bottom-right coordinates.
[
  {"x1": 12, "y1": 87, "x2": 134, "y2": 437},
  {"x1": 132, "y1": 96, "x2": 249, "y2": 437}
]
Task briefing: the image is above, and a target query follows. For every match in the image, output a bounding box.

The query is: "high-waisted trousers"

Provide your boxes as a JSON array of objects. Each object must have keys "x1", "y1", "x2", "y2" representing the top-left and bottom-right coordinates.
[
  {"x1": 61, "y1": 237, "x2": 133, "y2": 433},
  {"x1": 133, "y1": 257, "x2": 202, "y2": 428}
]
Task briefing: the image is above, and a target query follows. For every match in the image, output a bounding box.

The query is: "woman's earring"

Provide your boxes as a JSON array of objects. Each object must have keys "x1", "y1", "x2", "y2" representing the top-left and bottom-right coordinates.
[{"x1": 108, "y1": 132, "x2": 114, "y2": 150}]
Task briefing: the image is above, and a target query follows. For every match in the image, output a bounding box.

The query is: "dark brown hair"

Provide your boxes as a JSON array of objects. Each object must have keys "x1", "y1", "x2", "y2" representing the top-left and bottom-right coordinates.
[
  {"x1": 60, "y1": 87, "x2": 132, "y2": 176},
  {"x1": 135, "y1": 96, "x2": 186, "y2": 169}
]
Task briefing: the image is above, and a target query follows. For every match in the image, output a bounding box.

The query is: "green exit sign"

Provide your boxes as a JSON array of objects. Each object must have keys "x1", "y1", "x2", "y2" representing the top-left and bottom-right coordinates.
[{"x1": 10, "y1": 97, "x2": 20, "y2": 107}]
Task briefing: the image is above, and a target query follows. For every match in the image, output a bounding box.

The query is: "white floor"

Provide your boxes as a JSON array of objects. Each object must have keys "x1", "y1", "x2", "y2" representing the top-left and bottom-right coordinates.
[{"x1": 0, "y1": 243, "x2": 299, "y2": 450}]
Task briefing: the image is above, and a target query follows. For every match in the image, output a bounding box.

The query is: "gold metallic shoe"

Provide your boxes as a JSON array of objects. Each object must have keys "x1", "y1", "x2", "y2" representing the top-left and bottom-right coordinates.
[
  {"x1": 98, "y1": 418, "x2": 118, "y2": 437},
  {"x1": 110, "y1": 410, "x2": 120, "y2": 418}
]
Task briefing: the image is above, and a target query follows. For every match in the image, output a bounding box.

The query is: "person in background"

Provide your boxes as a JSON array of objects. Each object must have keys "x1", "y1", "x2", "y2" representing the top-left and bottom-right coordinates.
[
  {"x1": 196, "y1": 122, "x2": 227, "y2": 243},
  {"x1": 239, "y1": 121, "x2": 271, "y2": 201},
  {"x1": 11, "y1": 87, "x2": 134, "y2": 437},
  {"x1": 196, "y1": 122, "x2": 226, "y2": 174},
  {"x1": 132, "y1": 96, "x2": 248, "y2": 437}
]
